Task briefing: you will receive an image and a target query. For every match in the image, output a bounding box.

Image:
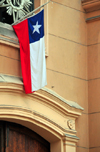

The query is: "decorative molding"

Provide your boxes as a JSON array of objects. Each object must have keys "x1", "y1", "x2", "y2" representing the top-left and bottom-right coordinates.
[
  {"x1": 40, "y1": 87, "x2": 84, "y2": 111},
  {"x1": 0, "y1": 74, "x2": 83, "y2": 149},
  {"x1": 0, "y1": 74, "x2": 84, "y2": 118},
  {"x1": 82, "y1": 0, "x2": 100, "y2": 22},
  {"x1": 0, "y1": 105, "x2": 62, "y2": 142},
  {"x1": 63, "y1": 134, "x2": 79, "y2": 143},
  {"x1": 0, "y1": 105, "x2": 63, "y2": 137},
  {"x1": 0, "y1": 22, "x2": 19, "y2": 48},
  {"x1": 0, "y1": 35, "x2": 19, "y2": 48},
  {"x1": 82, "y1": 0, "x2": 100, "y2": 12},
  {"x1": 86, "y1": 15, "x2": 100, "y2": 22},
  {"x1": 0, "y1": 105, "x2": 76, "y2": 135},
  {"x1": 0, "y1": 83, "x2": 83, "y2": 118},
  {"x1": 67, "y1": 120, "x2": 74, "y2": 130}
]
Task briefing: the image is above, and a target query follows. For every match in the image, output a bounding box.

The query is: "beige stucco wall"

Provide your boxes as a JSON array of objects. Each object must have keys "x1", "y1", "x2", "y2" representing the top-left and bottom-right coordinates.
[
  {"x1": 0, "y1": 0, "x2": 95, "y2": 152},
  {"x1": 87, "y1": 12, "x2": 100, "y2": 152},
  {"x1": 46, "y1": 1, "x2": 88, "y2": 152}
]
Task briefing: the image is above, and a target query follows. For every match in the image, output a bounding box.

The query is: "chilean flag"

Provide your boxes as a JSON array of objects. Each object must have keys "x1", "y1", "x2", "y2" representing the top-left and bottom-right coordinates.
[{"x1": 13, "y1": 10, "x2": 47, "y2": 94}]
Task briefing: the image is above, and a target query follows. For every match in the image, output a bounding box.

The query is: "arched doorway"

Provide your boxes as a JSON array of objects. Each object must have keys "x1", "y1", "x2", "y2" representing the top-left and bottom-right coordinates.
[{"x1": 0, "y1": 121, "x2": 50, "y2": 152}]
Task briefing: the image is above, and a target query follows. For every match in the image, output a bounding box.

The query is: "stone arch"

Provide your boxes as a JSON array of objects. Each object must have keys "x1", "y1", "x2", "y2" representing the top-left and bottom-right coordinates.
[{"x1": 0, "y1": 74, "x2": 84, "y2": 152}]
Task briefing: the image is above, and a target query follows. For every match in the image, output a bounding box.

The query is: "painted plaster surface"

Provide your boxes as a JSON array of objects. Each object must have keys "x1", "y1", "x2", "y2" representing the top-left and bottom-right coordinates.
[
  {"x1": 47, "y1": 1, "x2": 88, "y2": 151},
  {"x1": 87, "y1": 14, "x2": 100, "y2": 152},
  {"x1": 53, "y1": 0, "x2": 84, "y2": 12},
  {"x1": 1, "y1": 0, "x2": 100, "y2": 152}
]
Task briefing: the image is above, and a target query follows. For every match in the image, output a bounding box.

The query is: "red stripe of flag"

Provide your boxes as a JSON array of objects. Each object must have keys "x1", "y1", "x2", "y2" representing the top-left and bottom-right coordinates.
[{"x1": 13, "y1": 19, "x2": 34, "y2": 94}]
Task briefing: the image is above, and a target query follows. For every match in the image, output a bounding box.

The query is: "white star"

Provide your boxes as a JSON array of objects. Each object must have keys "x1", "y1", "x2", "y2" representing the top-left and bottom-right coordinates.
[{"x1": 32, "y1": 21, "x2": 42, "y2": 34}]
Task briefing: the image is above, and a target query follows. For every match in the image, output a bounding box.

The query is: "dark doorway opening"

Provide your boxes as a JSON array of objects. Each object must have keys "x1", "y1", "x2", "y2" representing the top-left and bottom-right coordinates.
[{"x1": 0, "y1": 121, "x2": 50, "y2": 152}]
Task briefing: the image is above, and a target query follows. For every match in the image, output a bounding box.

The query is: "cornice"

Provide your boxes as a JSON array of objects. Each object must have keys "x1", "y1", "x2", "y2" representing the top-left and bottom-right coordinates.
[
  {"x1": 0, "y1": 74, "x2": 83, "y2": 143},
  {"x1": 0, "y1": 22, "x2": 19, "y2": 48},
  {"x1": 0, "y1": 35, "x2": 19, "y2": 48},
  {"x1": 82, "y1": 0, "x2": 100, "y2": 12},
  {"x1": 0, "y1": 105, "x2": 76, "y2": 135},
  {"x1": 39, "y1": 87, "x2": 84, "y2": 111},
  {"x1": 0, "y1": 74, "x2": 84, "y2": 118},
  {"x1": 0, "y1": 105, "x2": 62, "y2": 140},
  {"x1": 0, "y1": 105, "x2": 79, "y2": 143},
  {"x1": 63, "y1": 134, "x2": 79, "y2": 143}
]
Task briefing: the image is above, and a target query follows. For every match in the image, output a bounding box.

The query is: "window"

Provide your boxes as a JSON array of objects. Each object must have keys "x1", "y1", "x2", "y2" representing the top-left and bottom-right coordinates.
[
  {"x1": 0, "y1": 0, "x2": 49, "y2": 56},
  {"x1": 0, "y1": 0, "x2": 34, "y2": 24}
]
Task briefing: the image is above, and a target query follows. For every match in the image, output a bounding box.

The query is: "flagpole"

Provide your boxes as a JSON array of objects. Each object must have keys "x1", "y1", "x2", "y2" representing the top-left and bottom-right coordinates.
[{"x1": 12, "y1": 0, "x2": 51, "y2": 25}]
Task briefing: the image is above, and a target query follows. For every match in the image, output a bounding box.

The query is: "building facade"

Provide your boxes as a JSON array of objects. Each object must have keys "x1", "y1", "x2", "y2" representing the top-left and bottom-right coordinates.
[{"x1": 0, "y1": 0, "x2": 100, "y2": 152}]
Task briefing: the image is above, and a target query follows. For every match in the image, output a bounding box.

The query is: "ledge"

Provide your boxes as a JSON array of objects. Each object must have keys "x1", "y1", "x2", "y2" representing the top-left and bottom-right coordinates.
[
  {"x1": 0, "y1": 22, "x2": 48, "y2": 56},
  {"x1": 0, "y1": 74, "x2": 84, "y2": 117},
  {"x1": 63, "y1": 134, "x2": 79, "y2": 143},
  {"x1": 86, "y1": 15, "x2": 100, "y2": 22},
  {"x1": 0, "y1": 22, "x2": 19, "y2": 48},
  {"x1": 0, "y1": 74, "x2": 83, "y2": 143},
  {"x1": 41, "y1": 87, "x2": 84, "y2": 111},
  {"x1": 82, "y1": 0, "x2": 100, "y2": 12},
  {"x1": 64, "y1": 134, "x2": 79, "y2": 140},
  {"x1": 0, "y1": 74, "x2": 23, "y2": 84}
]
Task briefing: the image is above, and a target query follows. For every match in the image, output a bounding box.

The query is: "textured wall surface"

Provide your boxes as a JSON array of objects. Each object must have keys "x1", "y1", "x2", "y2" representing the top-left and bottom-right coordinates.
[
  {"x1": 46, "y1": 1, "x2": 88, "y2": 151},
  {"x1": 0, "y1": 0, "x2": 91, "y2": 152},
  {"x1": 88, "y1": 15, "x2": 100, "y2": 152}
]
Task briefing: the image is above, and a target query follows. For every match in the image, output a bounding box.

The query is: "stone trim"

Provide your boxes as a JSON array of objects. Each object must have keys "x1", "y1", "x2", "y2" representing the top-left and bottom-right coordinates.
[
  {"x1": 86, "y1": 15, "x2": 100, "y2": 22},
  {"x1": 0, "y1": 74, "x2": 84, "y2": 117},
  {"x1": 82, "y1": 0, "x2": 100, "y2": 12},
  {"x1": 0, "y1": 73, "x2": 84, "y2": 152},
  {"x1": 41, "y1": 87, "x2": 84, "y2": 111}
]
